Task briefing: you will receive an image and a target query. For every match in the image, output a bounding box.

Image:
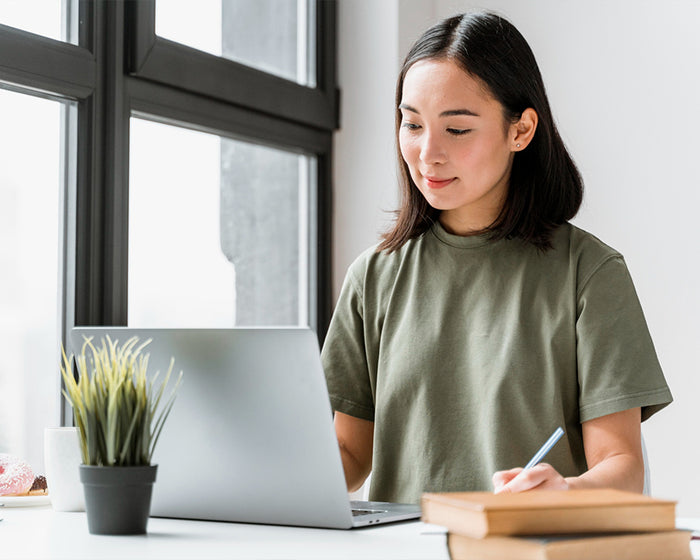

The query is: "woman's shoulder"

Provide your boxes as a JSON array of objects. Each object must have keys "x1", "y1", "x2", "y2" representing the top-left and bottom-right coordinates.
[
  {"x1": 550, "y1": 222, "x2": 628, "y2": 285},
  {"x1": 345, "y1": 235, "x2": 424, "y2": 287},
  {"x1": 552, "y1": 222, "x2": 622, "y2": 261}
]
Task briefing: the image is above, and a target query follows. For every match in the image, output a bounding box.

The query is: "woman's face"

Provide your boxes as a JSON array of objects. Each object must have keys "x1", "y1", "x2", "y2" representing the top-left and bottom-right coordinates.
[{"x1": 398, "y1": 58, "x2": 519, "y2": 235}]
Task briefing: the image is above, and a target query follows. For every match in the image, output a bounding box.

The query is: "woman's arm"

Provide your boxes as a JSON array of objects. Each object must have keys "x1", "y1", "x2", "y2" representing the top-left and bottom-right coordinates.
[
  {"x1": 492, "y1": 407, "x2": 644, "y2": 493},
  {"x1": 334, "y1": 411, "x2": 374, "y2": 492}
]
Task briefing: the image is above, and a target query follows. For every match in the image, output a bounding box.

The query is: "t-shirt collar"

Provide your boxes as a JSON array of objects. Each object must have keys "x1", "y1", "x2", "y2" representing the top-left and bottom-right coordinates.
[{"x1": 430, "y1": 220, "x2": 495, "y2": 249}]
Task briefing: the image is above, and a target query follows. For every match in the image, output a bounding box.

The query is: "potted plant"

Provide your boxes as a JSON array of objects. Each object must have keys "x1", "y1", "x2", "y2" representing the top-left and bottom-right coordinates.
[{"x1": 60, "y1": 335, "x2": 182, "y2": 535}]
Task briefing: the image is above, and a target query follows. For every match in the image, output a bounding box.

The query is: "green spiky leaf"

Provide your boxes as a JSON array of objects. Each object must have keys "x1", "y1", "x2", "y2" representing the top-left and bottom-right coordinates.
[{"x1": 60, "y1": 336, "x2": 183, "y2": 466}]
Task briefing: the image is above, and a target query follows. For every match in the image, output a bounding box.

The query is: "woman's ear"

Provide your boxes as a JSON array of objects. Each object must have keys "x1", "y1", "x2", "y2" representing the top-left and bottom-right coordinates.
[{"x1": 511, "y1": 108, "x2": 538, "y2": 151}]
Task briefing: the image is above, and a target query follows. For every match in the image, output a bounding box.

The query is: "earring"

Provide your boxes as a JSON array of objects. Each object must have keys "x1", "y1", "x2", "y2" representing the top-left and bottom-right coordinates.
[{"x1": 516, "y1": 143, "x2": 521, "y2": 148}]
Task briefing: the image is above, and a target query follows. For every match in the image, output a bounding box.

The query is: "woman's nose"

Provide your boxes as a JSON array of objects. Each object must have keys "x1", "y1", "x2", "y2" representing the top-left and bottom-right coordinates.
[{"x1": 419, "y1": 131, "x2": 447, "y2": 165}]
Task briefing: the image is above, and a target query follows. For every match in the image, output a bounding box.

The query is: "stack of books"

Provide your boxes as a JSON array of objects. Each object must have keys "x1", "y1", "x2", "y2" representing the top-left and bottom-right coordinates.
[{"x1": 421, "y1": 489, "x2": 691, "y2": 560}]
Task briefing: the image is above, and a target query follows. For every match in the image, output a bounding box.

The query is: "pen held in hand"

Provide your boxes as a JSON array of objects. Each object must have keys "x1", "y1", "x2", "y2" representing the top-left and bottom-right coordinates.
[{"x1": 523, "y1": 426, "x2": 565, "y2": 471}]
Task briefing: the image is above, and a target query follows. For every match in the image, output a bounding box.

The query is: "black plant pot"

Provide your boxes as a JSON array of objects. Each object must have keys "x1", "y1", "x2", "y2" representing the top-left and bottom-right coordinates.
[{"x1": 79, "y1": 464, "x2": 158, "y2": 535}]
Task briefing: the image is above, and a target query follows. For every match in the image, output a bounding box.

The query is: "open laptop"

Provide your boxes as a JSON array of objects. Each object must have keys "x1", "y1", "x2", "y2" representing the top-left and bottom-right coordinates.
[{"x1": 69, "y1": 327, "x2": 422, "y2": 529}]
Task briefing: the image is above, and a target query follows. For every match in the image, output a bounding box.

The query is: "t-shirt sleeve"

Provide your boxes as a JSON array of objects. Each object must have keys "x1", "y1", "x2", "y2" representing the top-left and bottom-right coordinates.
[
  {"x1": 321, "y1": 259, "x2": 376, "y2": 422},
  {"x1": 576, "y1": 255, "x2": 672, "y2": 423}
]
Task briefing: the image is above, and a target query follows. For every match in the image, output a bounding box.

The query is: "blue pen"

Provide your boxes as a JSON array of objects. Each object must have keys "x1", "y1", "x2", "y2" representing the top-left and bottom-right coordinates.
[{"x1": 523, "y1": 426, "x2": 565, "y2": 470}]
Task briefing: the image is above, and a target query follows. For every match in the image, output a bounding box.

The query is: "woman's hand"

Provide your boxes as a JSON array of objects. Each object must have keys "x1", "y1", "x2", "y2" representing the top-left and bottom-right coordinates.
[
  {"x1": 492, "y1": 463, "x2": 568, "y2": 494},
  {"x1": 492, "y1": 408, "x2": 645, "y2": 494}
]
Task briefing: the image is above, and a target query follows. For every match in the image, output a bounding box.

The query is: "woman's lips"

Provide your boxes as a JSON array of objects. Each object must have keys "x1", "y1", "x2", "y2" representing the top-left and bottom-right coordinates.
[{"x1": 424, "y1": 176, "x2": 455, "y2": 189}]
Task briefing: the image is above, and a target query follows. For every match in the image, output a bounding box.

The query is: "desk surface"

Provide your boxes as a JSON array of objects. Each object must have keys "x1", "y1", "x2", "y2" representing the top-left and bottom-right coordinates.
[
  {"x1": 1, "y1": 506, "x2": 449, "y2": 560},
  {"x1": 4, "y1": 507, "x2": 700, "y2": 560}
]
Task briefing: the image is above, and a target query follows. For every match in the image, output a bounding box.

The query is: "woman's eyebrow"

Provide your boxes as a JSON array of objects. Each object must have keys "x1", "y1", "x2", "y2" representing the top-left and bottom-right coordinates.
[
  {"x1": 440, "y1": 108, "x2": 480, "y2": 117},
  {"x1": 398, "y1": 103, "x2": 479, "y2": 117},
  {"x1": 398, "y1": 103, "x2": 419, "y2": 114}
]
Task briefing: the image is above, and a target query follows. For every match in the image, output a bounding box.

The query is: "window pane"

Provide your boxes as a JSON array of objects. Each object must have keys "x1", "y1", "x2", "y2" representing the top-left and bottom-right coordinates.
[
  {"x1": 0, "y1": 89, "x2": 64, "y2": 474},
  {"x1": 155, "y1": 0, "x2": 316, "y2": 87},
  {"x1": 0, "y1": 0, "x2": 77, "y2": 44},
  {"x1": 129, "y1": 118, "x2": 316, "y2": 328}
]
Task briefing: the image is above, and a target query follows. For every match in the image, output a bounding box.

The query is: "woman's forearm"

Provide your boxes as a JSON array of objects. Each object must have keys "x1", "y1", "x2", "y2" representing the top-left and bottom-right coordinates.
[
  {"x1": 338, "y1": 440, "x2": 371, "y2": 492},
  {"x1": 566, "y1": 452, "x2": 645, "y2": 493}
]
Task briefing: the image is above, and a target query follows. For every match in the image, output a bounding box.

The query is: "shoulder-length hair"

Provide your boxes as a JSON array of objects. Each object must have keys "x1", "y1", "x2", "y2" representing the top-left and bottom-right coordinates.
[{"x1": 378, "y1": 11, "x2": 583, "y2": 252}]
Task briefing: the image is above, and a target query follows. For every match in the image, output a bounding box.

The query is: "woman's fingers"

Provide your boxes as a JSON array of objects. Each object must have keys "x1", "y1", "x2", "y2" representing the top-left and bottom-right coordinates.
[
  {"x1": 492, "y1": 467, "x2": 523, "y2": 492},
  {"x1": 493, "y1": 463, "x2": 568, "y2": 494}
]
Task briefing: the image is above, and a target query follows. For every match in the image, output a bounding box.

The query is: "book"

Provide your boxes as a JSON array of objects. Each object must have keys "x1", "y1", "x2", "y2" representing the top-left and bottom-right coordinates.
[
  {"x1": 421, "y1": 489, "x2": 676, "y2": 538},
  {"x1": 446, "y1": 530, "x2": 692, "y2": 560}
]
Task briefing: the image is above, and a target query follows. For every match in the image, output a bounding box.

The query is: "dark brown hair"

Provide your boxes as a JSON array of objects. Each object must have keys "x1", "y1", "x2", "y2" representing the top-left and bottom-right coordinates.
[{"x1": 379, "y1": 12, "x2": 583, "y2": 252}]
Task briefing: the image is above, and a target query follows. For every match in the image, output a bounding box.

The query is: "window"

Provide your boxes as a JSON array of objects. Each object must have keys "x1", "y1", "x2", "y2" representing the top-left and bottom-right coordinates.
[
  {"x1": 0, "y1": 90, "x2": 69, "y2": 470},
  {"x1": 156, "y1": 0, "x2": 316, "y2": 87},
  {"x1": 0, "y1": 0, "x2": 75, "y2": 44},
  {"x1": 126, "y1": 0, "x2": 336, "y2": 333},
  {"x1": 0, "y1": 0, "x2": 337, "y2": 466},
  {"x1": 0, "y1": 1, "x2": 83, "y2": 471},
  {"x1": 128, "y1": 120, "x2": 235, "y2": 328},
  {"x1": 129, "y1": 118, "x2": 317, "y2": 328}
]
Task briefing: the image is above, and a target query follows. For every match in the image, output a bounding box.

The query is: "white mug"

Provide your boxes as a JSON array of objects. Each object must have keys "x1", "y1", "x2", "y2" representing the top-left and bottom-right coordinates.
[{"x1": 44, "y1": 427, "x2": 85, "y2": 512}]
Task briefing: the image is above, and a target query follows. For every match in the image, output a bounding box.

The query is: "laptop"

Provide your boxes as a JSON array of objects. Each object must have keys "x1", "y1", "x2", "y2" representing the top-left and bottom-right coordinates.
[{"x1": 69, "y1": 327, "x2": 422, "y2": 529}]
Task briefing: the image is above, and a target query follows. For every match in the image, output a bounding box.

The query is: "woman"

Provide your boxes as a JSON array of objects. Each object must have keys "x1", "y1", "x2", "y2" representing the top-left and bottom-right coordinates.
[{"x1": 321, "y1": 11, "x2": 672, "y2": 504}]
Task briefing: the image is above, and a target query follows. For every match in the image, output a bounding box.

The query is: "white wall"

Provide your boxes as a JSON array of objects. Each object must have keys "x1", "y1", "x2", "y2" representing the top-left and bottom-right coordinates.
[
  {"x1": 332, "y1": 0, "x2": 399, "y2": 293},
  {"x1": 335, "y1": 0, "x2": 700, "y2": 515}
]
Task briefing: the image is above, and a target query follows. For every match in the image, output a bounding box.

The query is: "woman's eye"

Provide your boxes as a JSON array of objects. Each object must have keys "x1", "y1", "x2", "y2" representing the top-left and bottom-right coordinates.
[
  {"x1": 447, "y1": 128, "x2": 471, "y2": 136},
  {"x1": 401, "y1": 122, "x2": 421, "y2": 131}
]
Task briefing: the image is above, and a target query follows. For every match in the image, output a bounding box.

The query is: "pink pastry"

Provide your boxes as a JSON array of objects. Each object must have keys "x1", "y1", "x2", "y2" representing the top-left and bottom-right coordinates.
[{"x1": 0, "y1": 453, "x2": 34, "y2": 496}]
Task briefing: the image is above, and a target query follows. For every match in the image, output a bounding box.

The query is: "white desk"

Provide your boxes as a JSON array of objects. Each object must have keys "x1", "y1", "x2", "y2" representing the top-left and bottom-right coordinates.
[
  {"x1": 4, "y1": 507, "x2": 700, "y2": 559},
  {"x1": 0, "y1": 506, "x2": 449, "y2": 560},
  {"x1": 679, "y1": 518, "x2": 700, "y2": 560}
]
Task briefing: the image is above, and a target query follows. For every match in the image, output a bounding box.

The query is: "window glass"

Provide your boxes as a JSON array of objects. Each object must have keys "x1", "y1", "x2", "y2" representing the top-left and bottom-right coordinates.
[
  {"x1": 0, "y1": 89, "x2": 64, "y2": 473},
  {"x1": 0, "y1": 0, "x2": 76, "y2": 44},
  {"x1": 128, "y1": 118, "x2": 316, "y2": 328},
  {"x1": 155, "y1": 0, "x2": 316, "y2": 87}
]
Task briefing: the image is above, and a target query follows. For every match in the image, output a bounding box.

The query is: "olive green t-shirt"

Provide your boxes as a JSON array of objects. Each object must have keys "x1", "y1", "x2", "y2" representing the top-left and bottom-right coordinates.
[{"x1": 321, "y1": 221, "x2": 672, "y2": 504}]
